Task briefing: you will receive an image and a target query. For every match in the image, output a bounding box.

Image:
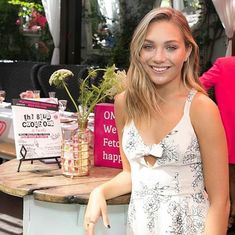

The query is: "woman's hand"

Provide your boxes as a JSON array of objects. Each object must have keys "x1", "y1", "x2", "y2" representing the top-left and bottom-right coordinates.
[{"x1": 84, "y1": 187, "x2": 110, "y2": 235}]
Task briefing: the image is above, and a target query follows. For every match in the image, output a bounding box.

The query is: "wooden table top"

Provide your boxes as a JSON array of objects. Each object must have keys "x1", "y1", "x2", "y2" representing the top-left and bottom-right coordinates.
[
  {"x1": 0, "y1": 142, "x2": 16, "y2": 159},
  {"x1": 0, "y1": 159, "x2": 130, "y2": 205}
]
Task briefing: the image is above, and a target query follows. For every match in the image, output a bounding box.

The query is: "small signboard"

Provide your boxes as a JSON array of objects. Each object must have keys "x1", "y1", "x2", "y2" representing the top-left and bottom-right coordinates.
[
  {"x1": 94, "y1": 103, "x2": 122, "y2": 169},
  {"x1": 12, "y1": 99, "x2": 62, "y2": 171}
]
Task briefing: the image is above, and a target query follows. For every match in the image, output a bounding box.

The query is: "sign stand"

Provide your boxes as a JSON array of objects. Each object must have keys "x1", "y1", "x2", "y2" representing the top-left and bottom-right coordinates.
[
  {"x1": 17, "y1": 145, "x2": 61, "y2": 172},
  {"x1": 12, "y1": 99, "x2": 63, "y2": 172}
]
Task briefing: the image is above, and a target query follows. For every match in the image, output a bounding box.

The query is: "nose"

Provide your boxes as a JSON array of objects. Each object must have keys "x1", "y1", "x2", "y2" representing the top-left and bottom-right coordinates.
[{"x1": 152, "y1": 48, "x2": 166, "y2": 63}]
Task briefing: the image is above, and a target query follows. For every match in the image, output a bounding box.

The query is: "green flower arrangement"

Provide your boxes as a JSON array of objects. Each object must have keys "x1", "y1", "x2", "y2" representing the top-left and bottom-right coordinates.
[{"x1": 49, "y1": 64, "x2": 126, "y2": 129}]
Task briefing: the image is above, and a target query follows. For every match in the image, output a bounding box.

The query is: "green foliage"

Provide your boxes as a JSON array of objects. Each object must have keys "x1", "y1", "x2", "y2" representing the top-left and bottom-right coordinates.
[
  {"x1": 89, "y1": 0, "x2": 103, "y2": 36},
  {"x1": 83, "y1": 0, "x2": 156, "y2": 68},
  {"x1": 192, "y1": 0, "x2": 224, "y2": 74},
  {"x1": 183, "y1": 0, "x2": 200, "y2": 9},
  {"x1": 0, "y1": 0, "x2": 28, "y2": 60},
  {"x1": 0, "y1": 0, "x2": 53, "y2": 61},
  {"x1": 8, "y1": 0, "x2": 43, "y2": 17},
  {"x1": 111, "y1": 0, "x2": 157, "y2": 69}
]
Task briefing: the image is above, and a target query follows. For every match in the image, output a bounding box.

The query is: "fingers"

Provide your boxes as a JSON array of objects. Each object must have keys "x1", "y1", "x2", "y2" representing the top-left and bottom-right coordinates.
[
  {"x1": 84, "y1": 203, "x2": 99, "y2": 235},
  {"x1": 84, "y1": 205, "x2": 110, "y2": 235},
  {"x1": 84, "y1": 213, "x2": 95, "y2": 235},
  {"x1": 101, "y1": 204, "x2": 111, "y2": 229},
  {"x1": 84, "y1": 187, "x2": 110, "y2": 235},
  {"x1": 84, "y1": 219, "x2": 96, "y2": 235},
  {"x1": 84, "y1": 217, "x2": 110, "y2": 235},
  {"x1": 84, "y1": 202, "x2": 99, "y2": 234}
]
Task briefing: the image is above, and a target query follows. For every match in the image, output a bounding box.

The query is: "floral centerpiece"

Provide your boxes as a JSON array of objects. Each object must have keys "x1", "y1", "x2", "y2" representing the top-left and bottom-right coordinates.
[
  {"x1": 49, "y1": 64, "x2": 126, "y2": 177},
  {"x1": 49, "y1": 64, "x2": 126, "y2": 129}
]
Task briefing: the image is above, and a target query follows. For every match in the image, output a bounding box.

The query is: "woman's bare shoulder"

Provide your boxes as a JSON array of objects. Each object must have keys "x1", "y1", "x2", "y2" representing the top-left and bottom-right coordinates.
[
  {"x1": 192, "y1": 92, "x2": 217, "y2": 112},
  {"x1": 191, "y1": 92, "x2": 221, "y2": 128}
]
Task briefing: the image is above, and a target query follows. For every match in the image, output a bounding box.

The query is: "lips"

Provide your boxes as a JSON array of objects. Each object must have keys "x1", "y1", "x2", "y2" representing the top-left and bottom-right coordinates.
[
  {"x1": 151, "y1": 66, "x2": 169, "y2": 73},
  {"x1": 0, "y1": 121, "x2": 6, "y2": 136}
]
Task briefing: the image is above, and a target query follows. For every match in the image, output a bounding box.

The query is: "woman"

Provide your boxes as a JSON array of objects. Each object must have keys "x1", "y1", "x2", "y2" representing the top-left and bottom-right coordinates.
[{"x1": 84, "y1": 7, "x2": 229, "y2": 235}]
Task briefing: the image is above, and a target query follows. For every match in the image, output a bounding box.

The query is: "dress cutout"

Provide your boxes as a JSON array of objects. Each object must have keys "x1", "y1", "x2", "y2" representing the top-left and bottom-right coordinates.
[{"x1": 122, "y1": 89, "x2": 209, "y2": 235}]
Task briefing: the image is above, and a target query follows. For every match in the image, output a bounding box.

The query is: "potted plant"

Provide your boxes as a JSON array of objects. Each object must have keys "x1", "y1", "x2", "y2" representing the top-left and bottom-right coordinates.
[{"x1": 49, "y1": 64, "x2": 126, "y2": 177}]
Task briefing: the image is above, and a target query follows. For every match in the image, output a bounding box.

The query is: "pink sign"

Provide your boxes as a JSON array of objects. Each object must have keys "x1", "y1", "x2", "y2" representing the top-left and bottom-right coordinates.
[{"x1": 94, "y1": 103, "x2": 122, "y2": 168}]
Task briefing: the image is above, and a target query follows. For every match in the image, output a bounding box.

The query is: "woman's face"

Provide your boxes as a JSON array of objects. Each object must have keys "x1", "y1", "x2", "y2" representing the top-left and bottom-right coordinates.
[{"x1": 140, "y1": 20, "x2": 191, "y2": 87}]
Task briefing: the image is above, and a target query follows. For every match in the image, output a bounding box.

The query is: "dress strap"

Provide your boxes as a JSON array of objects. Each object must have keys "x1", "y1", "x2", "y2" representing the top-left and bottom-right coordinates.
[{"x1": 183, "y1": 89, "x2": 197, "y2": 115}]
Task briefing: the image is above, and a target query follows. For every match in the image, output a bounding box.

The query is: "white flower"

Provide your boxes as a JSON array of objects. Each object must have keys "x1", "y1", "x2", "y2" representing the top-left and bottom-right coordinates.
[{"x1": 49, "y1": 69, "x2": 74, "y2": 87}]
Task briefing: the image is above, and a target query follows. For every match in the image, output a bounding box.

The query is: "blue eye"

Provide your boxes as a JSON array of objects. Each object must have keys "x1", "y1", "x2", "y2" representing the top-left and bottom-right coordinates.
[
  {"x1": 166, "y1": 45, "x2": 177, "y2": 51},
  {"x1": 142, "y1": 44, "x2": 154, "y2": 50}
]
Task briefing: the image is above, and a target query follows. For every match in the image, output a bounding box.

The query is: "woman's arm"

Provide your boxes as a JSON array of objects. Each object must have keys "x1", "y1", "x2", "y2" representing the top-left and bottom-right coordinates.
[
  {"x1": 191, "y1": 93, "x2": 230, "y2": 235},
  {"x1": 199, "y1": 58, "x2": 221, "y2": 90},
  {"x1": 84, "y1": 92, "x2": 132, "y2": 235}
]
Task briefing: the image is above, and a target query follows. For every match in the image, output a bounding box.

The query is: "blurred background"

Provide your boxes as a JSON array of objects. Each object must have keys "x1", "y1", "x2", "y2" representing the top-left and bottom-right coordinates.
[{"x1": 0, "y1": 0, "x2": 227, "y2": 73}]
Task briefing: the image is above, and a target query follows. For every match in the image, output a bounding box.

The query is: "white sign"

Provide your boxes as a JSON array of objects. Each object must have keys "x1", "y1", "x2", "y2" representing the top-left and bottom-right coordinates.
[{"x1": 12, "y1": 99, "x2": 62, "y2": 160}]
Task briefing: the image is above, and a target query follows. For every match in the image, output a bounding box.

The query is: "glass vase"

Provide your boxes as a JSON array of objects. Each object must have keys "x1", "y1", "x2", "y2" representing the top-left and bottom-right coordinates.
[{"x1": 61, "y1": 124, "x2": 90, "y2": 177}]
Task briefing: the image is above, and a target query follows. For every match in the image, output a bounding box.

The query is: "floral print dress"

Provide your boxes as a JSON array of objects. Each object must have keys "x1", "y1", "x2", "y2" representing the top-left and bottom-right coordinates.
[{"x1": 122, "y1": 90, "x2": 209, "y2": 235}]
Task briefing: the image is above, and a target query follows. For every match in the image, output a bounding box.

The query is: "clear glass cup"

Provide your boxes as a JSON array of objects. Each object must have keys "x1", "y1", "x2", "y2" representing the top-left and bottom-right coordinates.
[
  {"x1": 0, "y1": 90, "x2": 6, "y2": 103},
  {"x1": 58, "y1": 99, "x2": 67, "y2": 116},
  {"x1": 33, "y1": 90, "x2": 40, "y2": 99},
  {"x1": 48, "y1": 91, "x2": 56, "y2": 98}
]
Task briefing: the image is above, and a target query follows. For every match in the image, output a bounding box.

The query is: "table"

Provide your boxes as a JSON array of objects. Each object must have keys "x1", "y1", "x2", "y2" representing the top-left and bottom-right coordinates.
[
  {"x1": 0, "y1": 142, "x2": 16, "y2": 161},
  {"x1": 0, "y1": 159, "x2": 130, "y2": 235}
]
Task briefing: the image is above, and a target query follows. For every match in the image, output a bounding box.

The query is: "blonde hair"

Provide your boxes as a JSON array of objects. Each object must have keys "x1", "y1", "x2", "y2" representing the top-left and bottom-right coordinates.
[{"x1": 125, "y1": 7, "x2": 206, "y2": 124}]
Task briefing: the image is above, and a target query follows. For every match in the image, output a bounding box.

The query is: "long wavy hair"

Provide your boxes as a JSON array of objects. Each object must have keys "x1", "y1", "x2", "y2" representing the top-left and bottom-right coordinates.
[{"x1": 125, "y1": 7, "x2": 206, "y2": 124}]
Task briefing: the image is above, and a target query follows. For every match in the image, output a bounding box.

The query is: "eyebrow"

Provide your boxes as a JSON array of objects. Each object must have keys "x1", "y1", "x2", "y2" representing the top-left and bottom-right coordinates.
[{"x1": 143, "y1": 39, "x2": 180, "y2": 44}]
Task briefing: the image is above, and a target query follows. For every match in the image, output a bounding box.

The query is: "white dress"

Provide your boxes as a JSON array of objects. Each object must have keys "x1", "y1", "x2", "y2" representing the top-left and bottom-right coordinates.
[{"x1": 122, "y1": 90, "x2": 209, "y2": 235}]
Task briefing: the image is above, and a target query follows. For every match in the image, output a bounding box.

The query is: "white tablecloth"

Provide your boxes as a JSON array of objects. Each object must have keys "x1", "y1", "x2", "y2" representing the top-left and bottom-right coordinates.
[{"x1": 0, "y1": 107, "x2": 14, "y2": 143}]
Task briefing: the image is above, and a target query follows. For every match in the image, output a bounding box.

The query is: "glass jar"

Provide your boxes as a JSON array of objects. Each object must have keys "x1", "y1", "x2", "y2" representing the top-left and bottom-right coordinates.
[{"x1": 61, "y1": 123, "x2": 90, "y2": 177}]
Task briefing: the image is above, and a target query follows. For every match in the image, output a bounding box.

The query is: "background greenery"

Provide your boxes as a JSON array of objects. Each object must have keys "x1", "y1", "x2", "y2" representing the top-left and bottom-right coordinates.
[
  {"x1": 0, "y1": 0, "x2": 224, "y2": 74},
  {"x1": 192, "y1": 0, "x2": 224, "y2": 73},
  {"x1": 0, "y1": 0, "x2": 53, "y2": 61}
]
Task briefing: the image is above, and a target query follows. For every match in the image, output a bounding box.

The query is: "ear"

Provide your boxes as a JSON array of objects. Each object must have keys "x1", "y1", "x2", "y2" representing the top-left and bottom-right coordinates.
[{"x1": 184, "y1": 45, "x2": 192, "y2": 62}]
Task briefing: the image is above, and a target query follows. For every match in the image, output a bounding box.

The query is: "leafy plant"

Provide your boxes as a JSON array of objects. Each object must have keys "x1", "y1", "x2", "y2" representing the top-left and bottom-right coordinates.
[
  {"x1": 49, "y1": 65, "x2": 126, "y2": 129},
  {"x1": 8, "y1": 0, "x2": 43, "y2": 17},
  {"x1": 0, "y1": 0, "x2": 52, "y2": 61}
]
